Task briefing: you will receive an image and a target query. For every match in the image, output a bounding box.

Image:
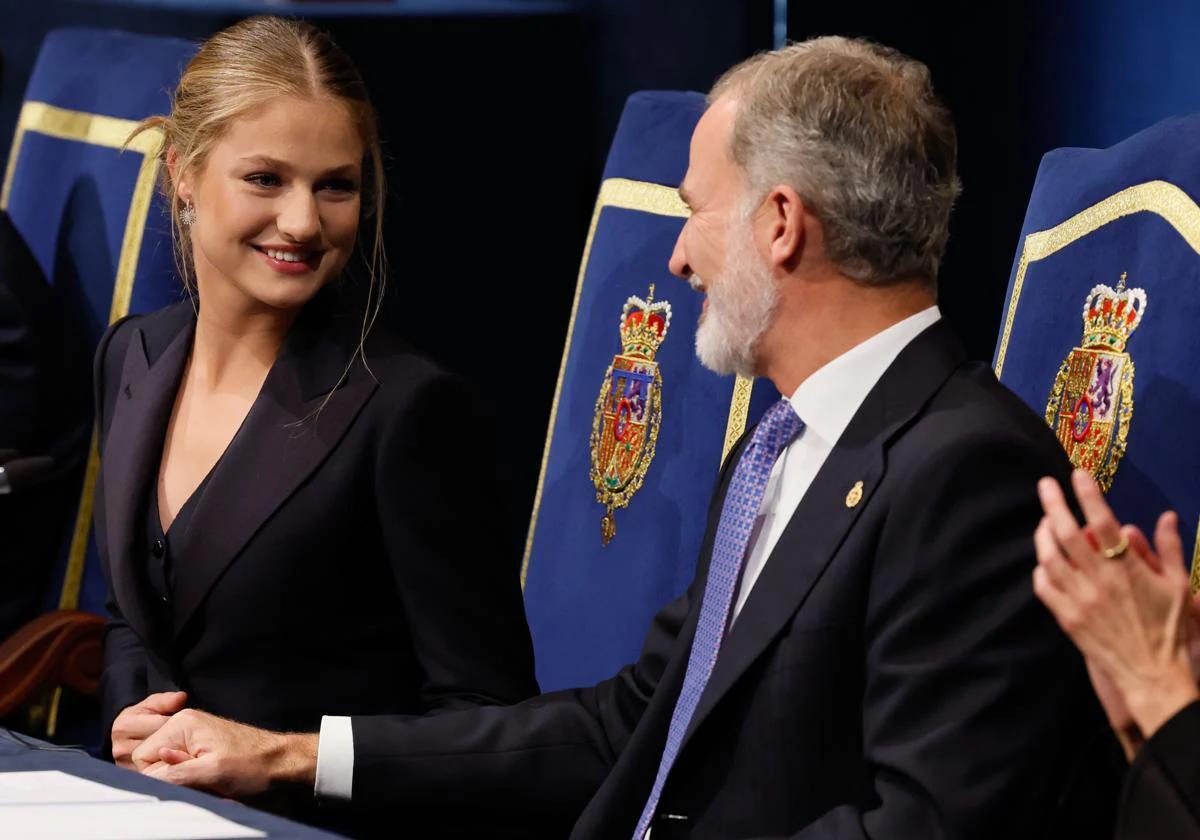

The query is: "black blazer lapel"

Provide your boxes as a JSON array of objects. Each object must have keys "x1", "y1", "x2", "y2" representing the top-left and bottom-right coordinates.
[
  {"x1": 168, "y1": 313, "x2": 377, "y2": 636},
  {"x1": 679, "y1": 320, "x2": 967, "y2": 750},
  {"x1": 101, "y1": 306, "x2": 195, "y2": 643}
]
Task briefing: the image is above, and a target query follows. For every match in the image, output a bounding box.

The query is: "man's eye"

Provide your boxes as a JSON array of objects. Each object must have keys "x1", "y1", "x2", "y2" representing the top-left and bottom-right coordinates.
[{"x1": 246, "y1": 173, "x2": 280, "y2": 188}]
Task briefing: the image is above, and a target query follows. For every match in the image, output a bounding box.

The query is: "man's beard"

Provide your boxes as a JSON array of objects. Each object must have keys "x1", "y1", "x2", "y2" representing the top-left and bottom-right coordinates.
[{"x1": 693, "y1": 218, "x2": 779, "y2": 377}]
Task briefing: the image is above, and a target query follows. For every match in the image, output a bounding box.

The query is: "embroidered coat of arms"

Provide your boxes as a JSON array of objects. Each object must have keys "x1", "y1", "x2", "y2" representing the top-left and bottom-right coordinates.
[
  {"x1": 1045, "y1": 274, "x2": 1146, "y2": 492},
  {"x1": 590, "y1": 285, "x2": 671, "y2": 545}
]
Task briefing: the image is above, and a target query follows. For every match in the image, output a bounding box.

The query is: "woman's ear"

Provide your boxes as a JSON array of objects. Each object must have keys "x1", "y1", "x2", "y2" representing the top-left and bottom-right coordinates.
[{"x1": 166, "y1": 145, "x2": 192, "y2": 205}]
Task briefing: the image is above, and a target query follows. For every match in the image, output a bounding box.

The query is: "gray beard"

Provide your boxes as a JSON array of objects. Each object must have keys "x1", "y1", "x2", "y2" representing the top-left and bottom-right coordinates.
[{"x1": 693, "y1": 221, "x2": 779, "y2": 377}]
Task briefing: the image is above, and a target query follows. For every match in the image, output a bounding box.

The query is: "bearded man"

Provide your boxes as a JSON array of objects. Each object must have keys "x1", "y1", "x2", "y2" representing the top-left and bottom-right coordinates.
[{"x1": 131, "y1": 37, "x2": 1114, "y2": 838}]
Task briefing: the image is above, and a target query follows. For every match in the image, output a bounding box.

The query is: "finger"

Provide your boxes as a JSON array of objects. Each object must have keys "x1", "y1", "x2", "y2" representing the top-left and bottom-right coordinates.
[
  {"x1": 117, "y1": 713, "x2": 170, "y2": 741},
  {"x1": 1033, "y1": 565, "x2": 1077, "y2": 630},
  {"x1": 1154, "y1": 511, "x2": 1186, "y2": 581},
  {"x1": 138, "y1": 691, "x2": 188, "y2": 715},
  {"x1": 159, "y1": 748, "x2": 192, "y2": 766},
  {"x1": 1072, "y1": 469, "x2": 1124, "y2": 556},
  {"x1": 1035, "y1": 517, "x2": 1079, "y2": 594},
  {"x1": 145, "y1": 757, "x2": 214, "y2": 792},
  {"x1": 1038, "y1": 477, "x2": 1096, "y2": 572},
  {"x1": 133, "y1": 726, "x2": 181, "y2": 772},
  {"x1": 1126, "y1": 526, "x2": 1161, "y2": 573}
]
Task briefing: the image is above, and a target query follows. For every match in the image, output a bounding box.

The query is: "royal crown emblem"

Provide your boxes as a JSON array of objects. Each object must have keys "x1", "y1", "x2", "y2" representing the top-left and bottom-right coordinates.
[
  {"x1": 590, "y1": 285, "x2": 672, "y2": 546},
  {"x1": 1045, "y1": 273, "x2": 1146, "y2": 491}
]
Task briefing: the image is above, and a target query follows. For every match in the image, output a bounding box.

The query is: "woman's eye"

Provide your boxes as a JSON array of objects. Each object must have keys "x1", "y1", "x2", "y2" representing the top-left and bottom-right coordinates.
[
  {"x1": 321, "y1": 179, "x2": 359, "y2": 194},
  {"x1": 246, "y1": 173, "x2": 280, "y2": 188}
]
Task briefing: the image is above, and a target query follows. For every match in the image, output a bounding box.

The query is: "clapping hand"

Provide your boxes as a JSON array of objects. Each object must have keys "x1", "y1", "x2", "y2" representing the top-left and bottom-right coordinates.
[{"x1": 1033, "y1": 469, "x2": 1200, "y2": 758}]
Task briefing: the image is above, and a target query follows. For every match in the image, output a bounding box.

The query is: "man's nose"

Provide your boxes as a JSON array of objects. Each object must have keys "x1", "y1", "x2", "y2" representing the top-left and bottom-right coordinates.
[
  {"x1": 668, "y1": 232, "x2": 690, "y2": 280},
  {"x1": 277, "y1": 189, "x2": 321, "y2": 242}
]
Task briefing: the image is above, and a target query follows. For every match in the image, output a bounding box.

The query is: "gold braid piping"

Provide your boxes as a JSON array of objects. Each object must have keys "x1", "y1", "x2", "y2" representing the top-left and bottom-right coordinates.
[
  {"x1": 1, "y1": 102, "x2": 163, "y2": 610},
  {"x1": 521, "y1": 178, "x2": 691, "y2": 586},
  {"x1": 992, "y1": 180, "x2": 1200, "y2": 591}
]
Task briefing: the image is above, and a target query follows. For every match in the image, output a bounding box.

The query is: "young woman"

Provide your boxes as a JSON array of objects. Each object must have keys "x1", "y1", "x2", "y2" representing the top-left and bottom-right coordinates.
[{"x1": 94, "y1": 15, "x2": 536, "y2": 818}]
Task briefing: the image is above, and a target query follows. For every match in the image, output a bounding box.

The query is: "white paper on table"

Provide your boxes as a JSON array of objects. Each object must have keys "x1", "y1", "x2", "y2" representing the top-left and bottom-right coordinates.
[
  {"x1": 0, "y1": 799, "x2": 267, "y2": 839},
  {"x1": 0, "y1": 771, "x2": 155, "y2": 805}
]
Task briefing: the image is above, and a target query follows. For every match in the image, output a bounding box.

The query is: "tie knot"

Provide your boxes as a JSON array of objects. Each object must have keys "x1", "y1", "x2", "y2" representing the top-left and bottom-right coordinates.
[{"x1": 750, "y1": 398, "x2": 803, "y2": 458}]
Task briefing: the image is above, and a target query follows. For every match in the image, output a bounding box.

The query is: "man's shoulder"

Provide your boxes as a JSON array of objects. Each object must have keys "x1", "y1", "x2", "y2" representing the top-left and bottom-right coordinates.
[{"x1": 896, "y1": 359, "x2": 1070, "y2": 472}]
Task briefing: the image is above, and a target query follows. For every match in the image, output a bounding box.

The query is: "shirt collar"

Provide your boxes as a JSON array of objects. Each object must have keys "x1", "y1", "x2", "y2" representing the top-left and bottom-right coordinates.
[{"x1": 788, "y1": 306, "x2": 942, "y2": 444}]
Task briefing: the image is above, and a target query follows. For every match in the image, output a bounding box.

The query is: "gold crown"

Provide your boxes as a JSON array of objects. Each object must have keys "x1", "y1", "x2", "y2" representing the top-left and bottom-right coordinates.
[
  {"x1": 1080, "y1": 273, "x2": 1146, "y2": 353},
  {"x1": 618, "y1": 285, "x2": 672, "y2": 359}
]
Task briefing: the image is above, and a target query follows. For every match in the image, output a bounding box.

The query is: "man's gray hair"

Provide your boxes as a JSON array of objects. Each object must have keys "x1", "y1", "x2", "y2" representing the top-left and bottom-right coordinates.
[{"x1": 711, "y1": 36, "x2": 961, "y2": 286}]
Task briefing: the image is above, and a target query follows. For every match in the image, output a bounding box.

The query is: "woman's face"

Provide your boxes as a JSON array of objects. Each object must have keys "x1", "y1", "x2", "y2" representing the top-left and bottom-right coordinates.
[{"x1": 176, "y1": 95, "x2": 364, "y2": 312}]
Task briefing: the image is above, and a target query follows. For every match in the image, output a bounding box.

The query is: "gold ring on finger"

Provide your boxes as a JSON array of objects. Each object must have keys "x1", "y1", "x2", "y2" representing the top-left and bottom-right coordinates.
[{"x1": 1102, "y1": 532, "x2": 1130, "y2": 560}]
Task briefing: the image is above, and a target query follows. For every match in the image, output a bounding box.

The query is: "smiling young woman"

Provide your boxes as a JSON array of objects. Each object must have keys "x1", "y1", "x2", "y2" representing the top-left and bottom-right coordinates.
[{"x1": 91, "y1": 16, "x2": 537, "y2": 828}]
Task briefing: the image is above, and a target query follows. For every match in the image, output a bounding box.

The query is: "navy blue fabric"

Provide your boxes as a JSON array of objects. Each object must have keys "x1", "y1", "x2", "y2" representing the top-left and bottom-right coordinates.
[
  {"x1": 0, "y1": 729, "x2": 339, "y2": 838},
  {"x1": 993, "y1": 113, "x2": 1200, "y2": 552},
  {"x1": 22, "y1": 28, "x2": 194, "y2": 123},
  {"x1": 7, "y1": 28, "x2": 195, "y2": 617},
  {"x1": 600, "y1": 90, "x2": 707, "y2": 187},
  {"x1": 523, "y1": 91, "x2": 778, "y2": 691}
]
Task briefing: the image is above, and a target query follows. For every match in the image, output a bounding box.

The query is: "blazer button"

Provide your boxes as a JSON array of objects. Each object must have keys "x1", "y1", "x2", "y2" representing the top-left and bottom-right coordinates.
[{"x1": 151, "y1": 539, "x2": 165, "y2": 559}]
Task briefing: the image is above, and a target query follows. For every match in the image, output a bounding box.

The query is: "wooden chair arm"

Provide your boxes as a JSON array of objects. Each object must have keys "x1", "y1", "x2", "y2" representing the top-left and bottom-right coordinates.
[{"x1": 0, "y1": 610, "x2": 104, "y2": 717}]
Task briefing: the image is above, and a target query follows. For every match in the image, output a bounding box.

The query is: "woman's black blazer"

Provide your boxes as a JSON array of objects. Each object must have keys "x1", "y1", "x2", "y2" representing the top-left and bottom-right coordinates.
[
  {"x1": 93, "y1": 298, "x2": 537, "y2": 743},
  {"x1": 1117, "y1": 699, "x2": 1200, "y2": 839}
]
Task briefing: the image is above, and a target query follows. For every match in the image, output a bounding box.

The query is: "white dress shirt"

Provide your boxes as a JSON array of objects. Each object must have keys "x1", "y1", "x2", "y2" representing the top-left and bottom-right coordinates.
[{"x1": 314, "y1": 305, "x2": 943, "y2": 803}]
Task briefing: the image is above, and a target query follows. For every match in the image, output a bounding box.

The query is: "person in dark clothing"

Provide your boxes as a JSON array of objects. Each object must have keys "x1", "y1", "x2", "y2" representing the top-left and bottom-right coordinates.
[{"x1": 0, "y1": 209, "x2": 90, "y2": 641}]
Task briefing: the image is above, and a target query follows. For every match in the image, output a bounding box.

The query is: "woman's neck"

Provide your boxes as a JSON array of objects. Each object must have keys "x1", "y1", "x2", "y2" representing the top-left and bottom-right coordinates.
[{"x1": 190, "y1": 280, "x2": 299, "y2": 390}]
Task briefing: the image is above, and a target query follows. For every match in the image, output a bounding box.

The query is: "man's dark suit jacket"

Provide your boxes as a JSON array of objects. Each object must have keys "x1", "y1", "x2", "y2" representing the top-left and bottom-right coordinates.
[
  {"x1": 346, "y1": 320, "x2": 1117, "y2": 838},
  {"x1": 94, "y1": 298, "x2": 538, "y2": 753},
  {"x1": 1116, "y1": 699, "x2": 1200, "y2": 839},
  {"x1": 0, "y1": 210, "x2": 89, "y2": 640}
]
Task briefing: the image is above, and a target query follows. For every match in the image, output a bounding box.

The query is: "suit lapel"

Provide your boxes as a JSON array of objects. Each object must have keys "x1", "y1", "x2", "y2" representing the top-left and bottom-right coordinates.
[
  {"x1": 168, "y1": 310, "x2": 377, "y2": 635},
  {"x1": 679, "y1": 321, "x2": 966, "y2": 750},
  {"x1": 101, "y1": 304, "x2": 195, "y2": 643}
]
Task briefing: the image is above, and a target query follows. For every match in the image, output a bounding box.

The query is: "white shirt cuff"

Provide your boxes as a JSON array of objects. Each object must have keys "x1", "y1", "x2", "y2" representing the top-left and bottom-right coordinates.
[{"x1": 314, "y1": 715, "x2": 354, "y2": 802}]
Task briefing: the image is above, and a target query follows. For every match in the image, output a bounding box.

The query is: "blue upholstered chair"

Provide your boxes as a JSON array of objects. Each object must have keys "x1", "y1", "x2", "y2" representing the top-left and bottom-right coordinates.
[
  {"x1": 522, "y1": 92, "x2": 780, "y2": 691},
  {"x1": 0, "y1": 28, "x2": 194, "y2": 730},
  {"x1": 992, "y1": 113, "x2": 1200, "y2": 587}
]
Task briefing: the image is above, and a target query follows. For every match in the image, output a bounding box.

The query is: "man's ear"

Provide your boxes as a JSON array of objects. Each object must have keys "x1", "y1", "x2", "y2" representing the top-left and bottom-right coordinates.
[
  {"x1": 759, "y1": 184, "x2": 805, "y2": 269},
  {"x1": 166, "y1": 145, "x2": 192, "y2": 205}
]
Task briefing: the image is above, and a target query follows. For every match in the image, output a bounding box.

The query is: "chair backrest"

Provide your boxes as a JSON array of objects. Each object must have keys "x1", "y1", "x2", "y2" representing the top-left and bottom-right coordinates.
[
  {"x1": 992, "y1": 113, "x2": 1200, "y2": 585},
  {"x1": 2, "y1": 28, "x2": 196, "y2": 616},
  {"x1": 521, "y1": 91, "x2": 779, "y2": 691}
]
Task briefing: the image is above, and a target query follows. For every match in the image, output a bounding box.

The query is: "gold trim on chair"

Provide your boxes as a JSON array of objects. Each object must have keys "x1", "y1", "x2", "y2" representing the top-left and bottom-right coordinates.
[
  {"x1": 520, "y1": 177, "x2": 757, "y2": 586},
  {"x1": 993, "y1": 179, "x2": 1200, "y2": 593},
  {"x1": 2, "y1": 101, "x2": 164, "y2": 613},
  {"x1": 994, "y1": 181, "x2": 1200, "y2": 378}
]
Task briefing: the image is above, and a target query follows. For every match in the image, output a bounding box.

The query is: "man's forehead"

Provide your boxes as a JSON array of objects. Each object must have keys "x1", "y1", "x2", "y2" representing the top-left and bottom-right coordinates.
[{"x1": 682, "y1": 96, "x2": 739, "y2": 198}]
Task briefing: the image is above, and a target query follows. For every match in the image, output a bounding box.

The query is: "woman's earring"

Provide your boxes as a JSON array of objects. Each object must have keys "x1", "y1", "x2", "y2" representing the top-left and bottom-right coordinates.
[{"x1": 179, "y1": 201, "x2": 197, "y2": 226}]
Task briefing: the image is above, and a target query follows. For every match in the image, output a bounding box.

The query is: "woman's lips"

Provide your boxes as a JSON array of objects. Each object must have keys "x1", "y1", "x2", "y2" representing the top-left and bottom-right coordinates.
[{"x1": 253, "y1": 245, "x2": 321, "y2": 275}]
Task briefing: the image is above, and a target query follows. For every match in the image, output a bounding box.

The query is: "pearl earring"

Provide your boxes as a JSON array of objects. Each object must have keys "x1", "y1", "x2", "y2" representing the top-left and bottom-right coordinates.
[{"x1": 179, "y1": 201, "x2": 197, "y2": 226}]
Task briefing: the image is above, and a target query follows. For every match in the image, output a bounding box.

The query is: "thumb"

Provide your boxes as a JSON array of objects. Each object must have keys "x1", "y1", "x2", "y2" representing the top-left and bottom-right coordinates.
[
  {"x1": 144, "y1": 754, "x2": 213, "y2": 791},
  {"x1": 159, "y1": 747, "x2": 192, "y2": 766},
  {"x1": 139, "y1": 691, "x2": 188, "y2": 715}
]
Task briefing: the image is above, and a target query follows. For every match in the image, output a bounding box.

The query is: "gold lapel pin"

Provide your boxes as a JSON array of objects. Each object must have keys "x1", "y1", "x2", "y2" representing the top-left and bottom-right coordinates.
[{"x1": 845, "y1": 480, "x2": 864, "y2": 508}]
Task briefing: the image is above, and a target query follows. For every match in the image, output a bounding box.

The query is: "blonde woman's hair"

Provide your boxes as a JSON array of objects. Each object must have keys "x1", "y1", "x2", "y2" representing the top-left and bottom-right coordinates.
[
  {"x1": 129, "y1": 15, "x2": 387, "y2": 349},
  {"x1": 711, "y1": 37, "x2": 960, "y2": 286}
]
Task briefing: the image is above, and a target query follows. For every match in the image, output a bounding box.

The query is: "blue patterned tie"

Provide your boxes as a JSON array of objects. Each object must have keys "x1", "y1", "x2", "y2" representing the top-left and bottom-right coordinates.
[{"x1": 632, "y1": 398, "x2": 803, "y2": 838}]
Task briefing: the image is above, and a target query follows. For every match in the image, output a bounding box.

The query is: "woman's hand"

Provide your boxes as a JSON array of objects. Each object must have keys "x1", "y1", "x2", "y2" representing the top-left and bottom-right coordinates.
[
  {"x1": 1033, "y1": 470, "x2": 1199, "y2": 757},
  {"x1": 110, "y1": 691, "x2": 187, "y2": 769}
]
